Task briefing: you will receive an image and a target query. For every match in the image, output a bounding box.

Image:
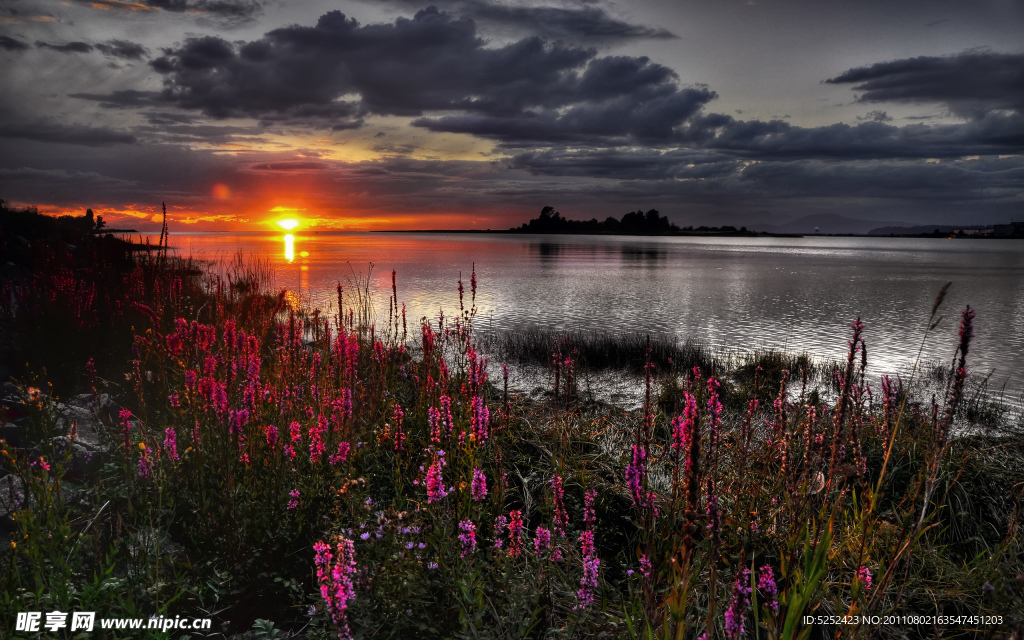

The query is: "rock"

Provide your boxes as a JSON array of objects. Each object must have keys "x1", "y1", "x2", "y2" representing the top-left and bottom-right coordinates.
[
  {"x1": 0, "y1": 474, "x2": 29, "y2": 523},
  {"x1": 55, "y1": 398, "x2": 109, "y2": 452},
  {"x1": 0, "y1": 423, "x2": 25, "y2": 448},
  {"x1": 50, "y1": 436, "x2": 101, "y2": 477}
]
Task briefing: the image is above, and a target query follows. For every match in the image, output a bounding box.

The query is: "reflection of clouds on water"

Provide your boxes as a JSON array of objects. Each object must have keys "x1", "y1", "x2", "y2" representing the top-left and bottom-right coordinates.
[{"x1": 169, "y1": 232, "x2": 1024, "y2": 396}]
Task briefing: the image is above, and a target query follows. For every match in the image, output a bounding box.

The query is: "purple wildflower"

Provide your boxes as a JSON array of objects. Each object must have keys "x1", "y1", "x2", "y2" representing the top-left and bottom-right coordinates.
[
  {"x1": 329, "y1": 441, "x2": 351, "y2": 466},
  {"x1": 551, "y1": 475, "x2": 567, "y2": 538},
  {"x1": 534, "y1": 526, "x2": 551, "y2": 555},
  {"x1": 137, "y1": 444, "x2": 152, "y2": 478},
  {"x1": 583, "y1": 489, "x2": 597, "y2": 529},
  {"x1": 458, "y1": 520, "x2": 476, "y2": 557},
  {"x1": 625, "y1": 445, "x2": 650, "y2": 508},
  {"x1": 493, "y1": 515, "x2": 508, "y2": 549},
  {"x1": 758, "y1": 565, "x2": 778, "y2": 612},
  {"x1": 576, "y1": 530, "x2": 600, "y2": 610},
  {"x1": 471, "y1": 467, "x2": 487, "y2": 501},
  {"x1": 724, "y1": 568, "x2": 751, "y2": 639}
]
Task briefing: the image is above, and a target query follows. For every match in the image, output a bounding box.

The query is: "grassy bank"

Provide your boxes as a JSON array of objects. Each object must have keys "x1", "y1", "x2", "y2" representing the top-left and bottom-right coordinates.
[{"x1": 0, "y1": 213, "x2": 1021, "y2": 639}]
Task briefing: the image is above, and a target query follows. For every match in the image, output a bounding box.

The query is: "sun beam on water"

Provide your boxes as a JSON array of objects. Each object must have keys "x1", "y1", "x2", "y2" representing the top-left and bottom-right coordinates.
[{"x1": 283, "y1": 234, "x2": 295, "y2": 262}]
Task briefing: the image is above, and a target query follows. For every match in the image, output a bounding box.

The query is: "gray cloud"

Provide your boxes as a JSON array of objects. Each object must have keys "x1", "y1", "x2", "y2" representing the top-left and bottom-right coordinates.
[
  {"x1": 0, "y1": 121, "x2": 137, "y2": 146},
  {"x1": 36, "y1": 40, "x2": 94, "y2": 54},
  {"x1": 34, "y1": 39, "x2": 149, "y2": 59},
  {"x1": 0, "y1": 36, "x2": 30, "y2": 52},
  {"x1": 826, "y1": 51, "x2": 1024, "y2": 118},
  {"x1": 95, "y1": 40, "x2": 149, "y2": 60},
  {"x1": 70, "y1": 90, "x2": 163, "y2": 109}
]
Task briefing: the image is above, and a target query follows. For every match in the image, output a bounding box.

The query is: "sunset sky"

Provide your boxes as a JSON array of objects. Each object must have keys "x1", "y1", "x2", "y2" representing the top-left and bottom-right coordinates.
[{"x1": 0, "y1": 0, "x2": 1022, "y2": 231}]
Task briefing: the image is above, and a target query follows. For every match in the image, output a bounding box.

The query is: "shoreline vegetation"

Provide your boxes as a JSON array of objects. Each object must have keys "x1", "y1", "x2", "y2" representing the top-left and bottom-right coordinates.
[
  {"x1": 374, "y1": 206, "x2": 1024, "y2": 239},
  {"x1": 0, "y1": 205, "x2": 1022, "y2": 638}
]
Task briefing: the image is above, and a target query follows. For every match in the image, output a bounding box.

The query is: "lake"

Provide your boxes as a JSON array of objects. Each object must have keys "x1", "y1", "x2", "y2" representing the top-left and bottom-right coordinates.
[{"x1": 168, "y1": 231, "x2": 1024, "y2": 397}]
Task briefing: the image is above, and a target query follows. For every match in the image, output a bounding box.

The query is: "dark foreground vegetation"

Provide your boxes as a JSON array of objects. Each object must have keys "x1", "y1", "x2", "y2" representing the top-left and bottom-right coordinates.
[{"x1": 0, "y1": 206, "x2": 1022, "y2": 639}]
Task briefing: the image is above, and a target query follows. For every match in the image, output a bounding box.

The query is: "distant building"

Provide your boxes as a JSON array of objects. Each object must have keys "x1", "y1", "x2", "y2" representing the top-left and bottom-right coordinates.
[{"x1": 993, "y1": 221, "x2": 1024, "y2": 238}]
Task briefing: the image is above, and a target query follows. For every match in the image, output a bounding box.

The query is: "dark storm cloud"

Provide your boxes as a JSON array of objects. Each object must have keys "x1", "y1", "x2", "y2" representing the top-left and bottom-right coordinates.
[
  {"x1": 36, "y1": 40, "x2": 94, "y2": 54},
  {"x1": 147, "y1": 8, "x2": 704, "y2": 139},
  {"x1": 359, "y1": 0, "x2": 675, "y2": 41},
  {"x1": 95, "y1": 40, "x2": 149, "y2": 60},
  {"x1": 826, "y1": 51, "x2": 1024, "y2": 118},
  {"x1": 0, "y1": 36, "x2": 30, "y2": 52},
  {"x1": 0, "y1": 121, "x2": 136, "y2": 146}
]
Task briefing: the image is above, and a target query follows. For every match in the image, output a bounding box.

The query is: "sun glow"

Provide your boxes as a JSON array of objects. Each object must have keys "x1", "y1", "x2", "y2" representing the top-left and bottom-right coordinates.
[{"x1": 277, "y1": 218, "x2": 300, "y2": 231}]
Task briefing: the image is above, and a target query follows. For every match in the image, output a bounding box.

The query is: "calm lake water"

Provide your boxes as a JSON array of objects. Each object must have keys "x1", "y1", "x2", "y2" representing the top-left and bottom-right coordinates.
[{"x1": 169, "y1": 231, "x2": 1024, "y2": 396}]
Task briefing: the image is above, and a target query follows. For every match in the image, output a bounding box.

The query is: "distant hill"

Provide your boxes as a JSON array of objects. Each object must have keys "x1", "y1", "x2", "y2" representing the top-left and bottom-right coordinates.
[
  {"x1": 766, "y1": 213, "x2": 905, "y2": 235},
  {"x1": 868, "y1": 224, "x2": 958, "y2": 236}
]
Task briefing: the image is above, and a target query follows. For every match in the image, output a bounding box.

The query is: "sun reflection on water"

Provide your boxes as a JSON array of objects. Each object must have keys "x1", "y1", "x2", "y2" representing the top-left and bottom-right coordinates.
[{"x1": 284, "y1": 234, "x2": 295, "y2": 262}]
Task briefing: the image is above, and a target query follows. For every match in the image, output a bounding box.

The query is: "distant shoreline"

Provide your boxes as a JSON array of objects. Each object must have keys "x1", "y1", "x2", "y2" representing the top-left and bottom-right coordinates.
[
  {"x1": 370, "y1": 229, "x2": 1024, "y2": 239},
  {"x1": 373, "y1": 229, "x2": 806, "y2": 238}
]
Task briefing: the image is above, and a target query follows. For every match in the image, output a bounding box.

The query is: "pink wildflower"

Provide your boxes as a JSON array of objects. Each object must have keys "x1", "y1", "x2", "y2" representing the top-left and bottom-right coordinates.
[
  {"x1": 507, "y1": 510, "x2": 524, "y2": 557},
  {"x1": 425, "y1": 450, "x2": 448, "y2": 504},
  {"x1": 393, "y1": 404, "x2": 405, "y2": 451},
  {"x1": 858, "y1": 566, "x2": 872, "y2": 591},
  {"x1": 119, "y1": 408, "x2": 132, "y2": 454},
  {"x1": 309, "y1": 415, "x2": 327, "y2": 463},
  {"x1": 470, "y1": 396, "x2": 489, "y2": 443},
  {"x1": 314, "y1": 538, "x2": 357, "y2": 640},
  {"x1": 329, "y1": 441, "x2": 351, "y2": 466},
  {"x1": 287, "y1": 489, "x2": 300, "y2": 510},
  {"x1": 164, "y1": 427, "x2": 178, "y2": 462}
]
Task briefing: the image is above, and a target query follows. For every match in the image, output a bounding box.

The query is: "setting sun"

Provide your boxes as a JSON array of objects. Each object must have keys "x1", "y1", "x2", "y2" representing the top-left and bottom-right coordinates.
[{"x1": 277, "y1": 218, "x2": 300, "y2": 231}]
